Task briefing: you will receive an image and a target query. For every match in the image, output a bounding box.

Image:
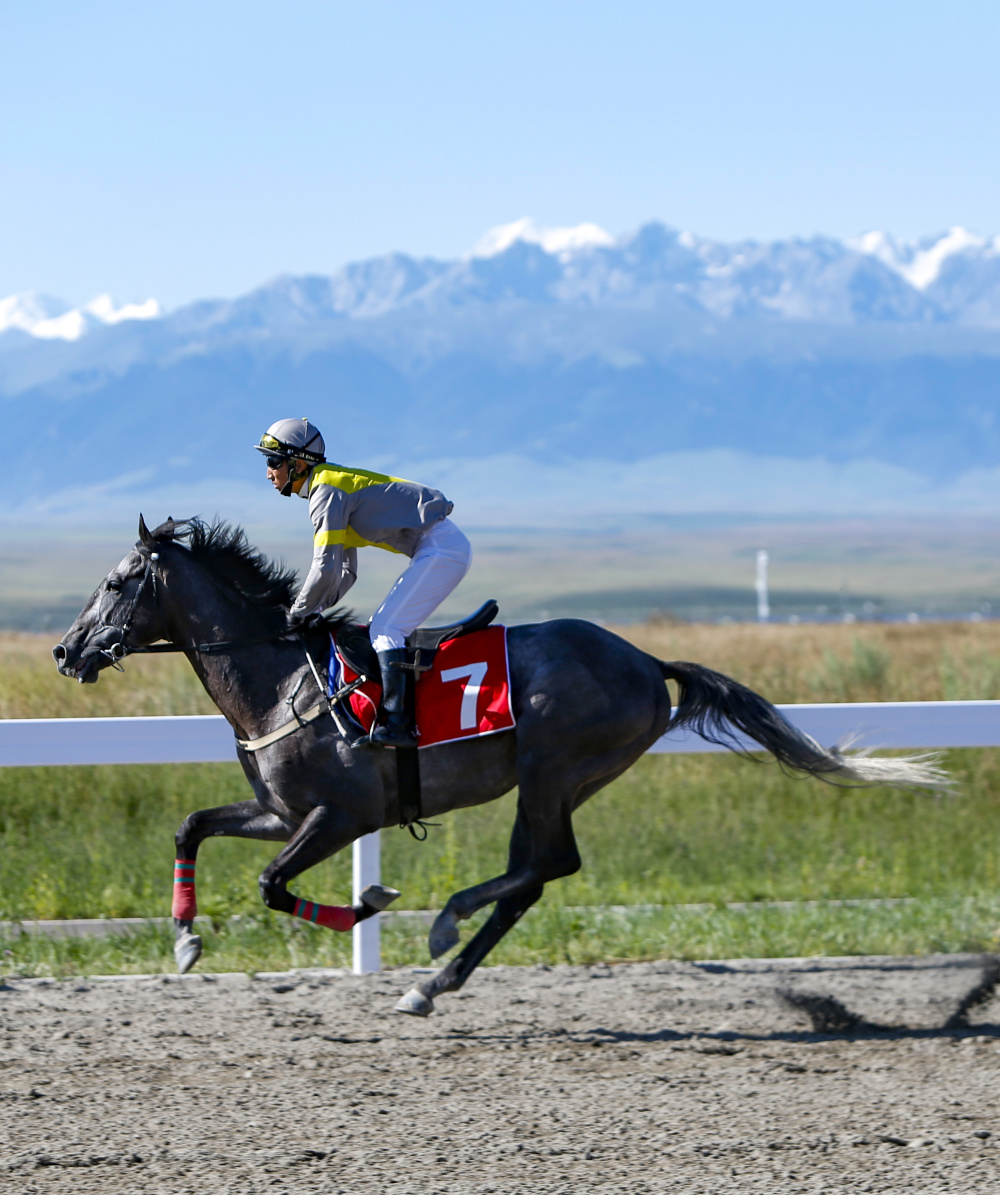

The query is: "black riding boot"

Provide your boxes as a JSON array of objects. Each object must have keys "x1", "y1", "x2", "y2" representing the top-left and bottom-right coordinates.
[{"x1": 371, "y1": 649, "x2": 418, "y2": 748}]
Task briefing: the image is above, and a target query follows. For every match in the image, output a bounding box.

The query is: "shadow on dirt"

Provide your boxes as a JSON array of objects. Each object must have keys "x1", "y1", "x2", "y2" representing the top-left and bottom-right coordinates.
[
  {"x1": 442, "y1": 956, "x2": 1000, "y2": 1050},
  {"x1": 779, "y1": 955, "x2": 1000, "y2": 1036}
]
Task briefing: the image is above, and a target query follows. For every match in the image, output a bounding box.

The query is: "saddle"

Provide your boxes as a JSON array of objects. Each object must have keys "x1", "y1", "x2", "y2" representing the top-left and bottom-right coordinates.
[
  {"x1": 331, "y1": 599, "x2": 500, "y2": 683},
  {"x1": 326, "y1": 599, "x2": 501, "y2": 838}
]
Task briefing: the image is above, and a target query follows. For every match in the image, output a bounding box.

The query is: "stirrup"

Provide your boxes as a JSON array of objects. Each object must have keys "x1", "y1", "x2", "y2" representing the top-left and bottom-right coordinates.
[{"x1": 371, "y1": 715, "x2": 418, "y2": 749}]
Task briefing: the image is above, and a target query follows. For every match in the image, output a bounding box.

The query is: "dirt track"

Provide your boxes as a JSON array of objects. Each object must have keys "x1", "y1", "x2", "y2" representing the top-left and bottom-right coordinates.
[{"x1": 2, "y1": 954, "x2": 999, "y2": 1193}]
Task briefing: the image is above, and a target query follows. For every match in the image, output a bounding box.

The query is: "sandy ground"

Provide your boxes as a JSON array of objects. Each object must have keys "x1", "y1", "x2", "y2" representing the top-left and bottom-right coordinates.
[{"x1": 1, "y1": 954, "x2": 999, "y2": 1194}]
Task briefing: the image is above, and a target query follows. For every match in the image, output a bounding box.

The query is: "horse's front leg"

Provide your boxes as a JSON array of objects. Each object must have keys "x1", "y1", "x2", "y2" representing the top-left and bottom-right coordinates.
[
  {"x1": 172, "y1": 799, "x2": 292, "y2": 973},
  {"x1": 257, "y1": 804, "x2": 400, "y2": 933}
]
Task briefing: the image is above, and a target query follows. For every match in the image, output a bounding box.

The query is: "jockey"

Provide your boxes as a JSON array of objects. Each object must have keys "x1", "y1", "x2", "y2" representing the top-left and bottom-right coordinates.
[{"x1": 255, "y1": 418, "x2": 472, "y2": 748}]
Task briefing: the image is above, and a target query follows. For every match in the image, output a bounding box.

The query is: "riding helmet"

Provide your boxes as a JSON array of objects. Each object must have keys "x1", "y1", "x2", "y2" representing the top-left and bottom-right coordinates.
[{"x1": 254, "y1": 418, "x2": 326, "y2": 464}]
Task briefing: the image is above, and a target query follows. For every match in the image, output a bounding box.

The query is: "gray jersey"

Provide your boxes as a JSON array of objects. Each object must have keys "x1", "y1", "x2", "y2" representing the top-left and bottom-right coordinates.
[{"x1": 290, "y1": 462, "x2": 453, "y2": 617}]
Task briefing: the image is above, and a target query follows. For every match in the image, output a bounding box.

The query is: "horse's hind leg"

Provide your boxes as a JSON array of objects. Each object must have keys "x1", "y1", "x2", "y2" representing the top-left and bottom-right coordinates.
[
  {"x1": 427, "y1": 787, "x2": 581, "y2": 959},
  {"x1": 172, "y1": 800, "x2": 292, "y2": 973},
  {"x1": 395, "y1": 787, "x2": 581, "y2": 1015},
  {"x1": 396, "y1": 886, "x2": 543, "y2": 1016}
]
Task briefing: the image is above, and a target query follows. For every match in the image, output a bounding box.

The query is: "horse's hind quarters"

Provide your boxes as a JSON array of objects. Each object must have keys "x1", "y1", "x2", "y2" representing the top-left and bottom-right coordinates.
[
  {"x1": 174, "y1": 931, "x2": 203, "y2": 975},
  {"x1": 395, "y1": 988, "x2": 434, "y2": 1017},
  {"x1": 359, "y1": 884, "x2": 401, "y2": 913}
]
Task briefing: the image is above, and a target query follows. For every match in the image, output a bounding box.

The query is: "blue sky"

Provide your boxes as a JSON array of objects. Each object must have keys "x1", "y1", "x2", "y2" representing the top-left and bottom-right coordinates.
[{"x1": 2, "y1": 0, "x2": 998, "y2": 307}]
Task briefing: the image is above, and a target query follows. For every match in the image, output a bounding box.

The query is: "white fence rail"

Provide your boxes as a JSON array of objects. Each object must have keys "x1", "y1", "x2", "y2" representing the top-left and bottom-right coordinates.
[
  {"x1": 6, "y1": 702, "x2": 1000, "y2": 768},
  {"x1": 3, "y1": 701, "x2": 1000, "y2": 973}
]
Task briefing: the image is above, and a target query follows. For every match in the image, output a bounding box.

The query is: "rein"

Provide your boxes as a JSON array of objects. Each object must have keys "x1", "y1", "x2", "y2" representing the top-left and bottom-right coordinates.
[
  {"x1": 94, "y1": 539, "x2": 432, "y2": 836},
  {"x1": 96, "y1": 547, "x2": 367, "y2": 751},
  {"x1": 132, "y1": 630, "x2": 294, "y2": 655}
]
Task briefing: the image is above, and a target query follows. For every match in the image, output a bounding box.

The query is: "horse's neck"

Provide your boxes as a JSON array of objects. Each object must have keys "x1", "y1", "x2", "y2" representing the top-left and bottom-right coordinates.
[{"x1": 161, "y1": 562, "x2": 297, "y2": 736}]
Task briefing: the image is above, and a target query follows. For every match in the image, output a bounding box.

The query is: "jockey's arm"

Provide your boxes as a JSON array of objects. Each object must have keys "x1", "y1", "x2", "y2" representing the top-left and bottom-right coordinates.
[
  {"x1": 339, "y1": 547, "x2": 358, "y2": 598},
  {"x1": 290, "y1": 484, "x2": 354, "y2": 618}
]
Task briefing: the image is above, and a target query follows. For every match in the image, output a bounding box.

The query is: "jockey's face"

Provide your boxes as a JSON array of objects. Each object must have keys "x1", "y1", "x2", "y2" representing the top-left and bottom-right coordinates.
[
  {"x1": 266, "y1": 459, "x2": 291, "y2": 492},
  {"x1": 266, "y1": 457, "x2": 309, "y2": 494}
]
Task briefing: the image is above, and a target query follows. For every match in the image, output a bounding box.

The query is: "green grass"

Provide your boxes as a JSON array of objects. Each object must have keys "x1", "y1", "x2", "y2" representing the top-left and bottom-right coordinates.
[
  {"x1": 6, "y1": 752, "x2": 1000, "y2": 920},
  {"x1": 7, "y1": 621, "x2": 1000, "y2": 977},
  {"x1": 5, "y1": 897, "x2": 1000, "y2": 981},
  {"x1": 3, "y1": 749, "x2": 1000, "y2": 977}
]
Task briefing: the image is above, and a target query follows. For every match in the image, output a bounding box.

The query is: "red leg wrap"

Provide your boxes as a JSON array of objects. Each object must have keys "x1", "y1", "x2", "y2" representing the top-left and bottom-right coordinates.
[
  {"x1": 292, "y1": 898, "x2": 356, "y2": 932},
  {"x1": 172, "y1": 858, "x2": 198, "y2": 920}
]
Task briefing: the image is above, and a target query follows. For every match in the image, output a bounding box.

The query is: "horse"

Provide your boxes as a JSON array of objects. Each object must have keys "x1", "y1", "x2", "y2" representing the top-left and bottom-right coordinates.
[{"x1": 53, "y1": 516, "x2": 946, "y2": 1015}]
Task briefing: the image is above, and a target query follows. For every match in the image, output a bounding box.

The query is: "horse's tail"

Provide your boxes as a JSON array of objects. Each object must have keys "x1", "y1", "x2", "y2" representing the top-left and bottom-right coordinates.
[{"x1": 657, "y1": 659, "x2": 950, "y2": 792}]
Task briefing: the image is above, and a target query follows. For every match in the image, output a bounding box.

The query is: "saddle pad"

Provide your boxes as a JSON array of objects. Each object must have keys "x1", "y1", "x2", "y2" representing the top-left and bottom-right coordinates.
[{"x1": 330, "y1": 625, "x2": 515, "y2": 748}]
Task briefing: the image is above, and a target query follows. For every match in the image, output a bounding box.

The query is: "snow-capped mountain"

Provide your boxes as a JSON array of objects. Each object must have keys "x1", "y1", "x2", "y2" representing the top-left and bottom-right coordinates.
[
  {"x1": 0, "y1": 291, "x2": 160, "y2": 341},
  {"x1": 469, "y1": 217, "x2": 616, "y2": 259},
  {"x1": 190, "y1": 219, "x2": 1000, "y2": 327},
  {"x1": 850, "y1": 227, "x2": 1000, "y2": 289},
  {"x1": 4, "y1": 220, "x2": 1000, "y2": 344},
  {"x1": 3, "y1": 219, "x2": 1000, "y2": 525}
]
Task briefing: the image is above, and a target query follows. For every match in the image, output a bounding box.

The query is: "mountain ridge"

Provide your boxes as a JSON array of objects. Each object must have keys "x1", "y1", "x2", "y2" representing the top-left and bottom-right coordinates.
[
  {"x1": 5, "y1": 219, "x2": 1000, "y2": 345},
  {"x1": 3, "y1": 219, "x2": 1000, "y2": 522}
]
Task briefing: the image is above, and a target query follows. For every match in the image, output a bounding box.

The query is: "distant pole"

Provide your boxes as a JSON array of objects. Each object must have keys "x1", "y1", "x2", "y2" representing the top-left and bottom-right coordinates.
[
  {"x1": 756, "y1": 550, "x2": 770, "y2": 623},
  {"x1": 352, "y1": 832, "x2": 381, "y2": 974}
]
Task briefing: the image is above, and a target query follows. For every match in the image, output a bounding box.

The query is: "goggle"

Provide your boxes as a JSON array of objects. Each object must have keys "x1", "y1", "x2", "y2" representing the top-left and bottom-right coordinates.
[
  {"x1": 258, "y1": 434, "x2": 290, "y2": 469},
  {"x1": 256, "y1": 430, "x2": 323, "y2": 465}
]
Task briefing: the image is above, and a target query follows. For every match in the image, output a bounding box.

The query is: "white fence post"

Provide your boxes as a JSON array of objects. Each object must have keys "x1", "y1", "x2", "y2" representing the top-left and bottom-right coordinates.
[
  {"x1": 756, "y1": 549, "x2": 770, "y2": 622},
  {"x1": 352, "y1": 832, "x2": 381, "y2": 974}
]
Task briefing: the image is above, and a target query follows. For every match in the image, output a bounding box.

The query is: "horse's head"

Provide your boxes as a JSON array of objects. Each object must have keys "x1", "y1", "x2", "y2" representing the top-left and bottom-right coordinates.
[{"x1": 52, "y1": 515, "x2": 174, "y2": 683}]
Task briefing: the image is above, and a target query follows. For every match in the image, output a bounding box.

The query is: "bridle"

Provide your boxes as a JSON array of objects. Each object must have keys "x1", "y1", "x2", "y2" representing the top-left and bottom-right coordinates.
[
  {"x1": 90, "y1": 543, "x2": 375, "y2": 760},
  {"x1": 93, "y1": 548, "x2": 161, "y2": 670},
  {"x1": 94, "y1": 546, "x2": 296, "y2": 665}
]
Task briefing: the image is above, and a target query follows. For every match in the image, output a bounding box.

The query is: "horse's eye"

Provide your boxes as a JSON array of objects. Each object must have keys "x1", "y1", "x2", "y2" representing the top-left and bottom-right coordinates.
[{"x1": 107, "y1": 579, "x2": 122, "y2": 592}]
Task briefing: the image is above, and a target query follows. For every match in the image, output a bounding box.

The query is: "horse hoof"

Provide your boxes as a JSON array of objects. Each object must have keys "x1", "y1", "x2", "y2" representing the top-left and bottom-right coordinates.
[
  {"x1": 174, "y1": 932, "x2": 202, "y2": 975},
  {"x1": 360, "y1": 884, "x2": 401, "y2": 912},
  {"x1": 395, "y1": 988, "x2": 434, "y2": 1016},
  {"x1": 428, "y1": 913, "x2": 460, "y2": 959}
]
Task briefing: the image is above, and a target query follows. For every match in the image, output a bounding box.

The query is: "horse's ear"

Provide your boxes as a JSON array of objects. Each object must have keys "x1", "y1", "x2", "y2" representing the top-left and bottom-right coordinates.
[{"x1": 138, "y1": 514, "x2": 156, "y2": 548}]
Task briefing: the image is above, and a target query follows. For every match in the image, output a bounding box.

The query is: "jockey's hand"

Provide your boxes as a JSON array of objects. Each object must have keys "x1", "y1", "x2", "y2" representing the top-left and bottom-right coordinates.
[{"x1": 285, "y1": 610, "x2": 325, "y2": 633}]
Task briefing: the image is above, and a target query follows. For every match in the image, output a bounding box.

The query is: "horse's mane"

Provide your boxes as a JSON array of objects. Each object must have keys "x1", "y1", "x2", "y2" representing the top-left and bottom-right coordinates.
[{"x1": 149, "y1": 517, "x2": 299, "y2": 613}]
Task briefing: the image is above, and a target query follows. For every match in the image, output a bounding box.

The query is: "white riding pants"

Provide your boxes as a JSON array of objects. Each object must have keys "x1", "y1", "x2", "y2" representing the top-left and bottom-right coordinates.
[{"x1": 369, "y1": 518, "x2": 473, "y2": 653}]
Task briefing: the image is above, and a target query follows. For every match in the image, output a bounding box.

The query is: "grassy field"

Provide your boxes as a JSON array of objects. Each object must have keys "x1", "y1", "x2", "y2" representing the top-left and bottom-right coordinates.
[
  {"x1": 6, "y1": 515, "x2": 1000, "y2": 628},
  {"x1": 3, "y1": 621, "x2": 1000, "y2": 976}
]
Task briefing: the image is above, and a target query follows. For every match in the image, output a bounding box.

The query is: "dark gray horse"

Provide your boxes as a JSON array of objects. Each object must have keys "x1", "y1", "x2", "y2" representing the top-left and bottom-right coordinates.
[{"x1": 53, "y1": 517, "x2": 945, "y2": 1015}]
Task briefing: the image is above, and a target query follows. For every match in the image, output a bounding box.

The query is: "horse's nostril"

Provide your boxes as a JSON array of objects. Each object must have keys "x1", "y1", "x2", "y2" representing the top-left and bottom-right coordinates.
[{"x1": 52, "y1": 644, "x2": 67, "y2": 663}]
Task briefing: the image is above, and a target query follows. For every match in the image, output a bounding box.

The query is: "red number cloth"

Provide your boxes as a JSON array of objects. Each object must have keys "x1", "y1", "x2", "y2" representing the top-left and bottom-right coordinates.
[{"x1": 334, "y1": 625, "x2": 515, "y2": 748}]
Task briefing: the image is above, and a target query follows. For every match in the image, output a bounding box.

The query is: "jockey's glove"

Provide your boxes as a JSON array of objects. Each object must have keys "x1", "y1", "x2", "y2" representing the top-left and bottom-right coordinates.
[{"x1": 285, "y1": 610, "x2": 326, "y2": 633}]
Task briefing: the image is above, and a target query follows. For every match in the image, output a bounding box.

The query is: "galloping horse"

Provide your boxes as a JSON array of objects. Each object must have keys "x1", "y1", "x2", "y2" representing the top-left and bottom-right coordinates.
[{"x1": 54, "y1": 517, "x2": 945, "y2": 1015}]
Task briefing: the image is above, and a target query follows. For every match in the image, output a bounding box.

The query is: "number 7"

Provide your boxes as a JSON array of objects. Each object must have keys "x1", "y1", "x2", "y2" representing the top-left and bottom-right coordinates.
[{"x1": 440, "y1": 661, "x2": 489, "y2": 730}]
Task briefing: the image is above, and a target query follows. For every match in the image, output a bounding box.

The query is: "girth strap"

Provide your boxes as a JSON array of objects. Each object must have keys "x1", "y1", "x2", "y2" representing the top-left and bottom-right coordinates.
[{"x1": 395, "y1": 661, "x2": 424, "y2": 836}]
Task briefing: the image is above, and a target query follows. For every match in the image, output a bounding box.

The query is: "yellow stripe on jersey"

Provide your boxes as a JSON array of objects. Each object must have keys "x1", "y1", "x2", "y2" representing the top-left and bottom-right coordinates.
[
  {"x1": 309, "y1": 463, "x2": 410, "y2": 555},
  {"x1": 313, "y1": 527, "x2": 402, "y2": 553},
  {"x1": 313, "y1": 528, "x2": 347, "y2": 546},
  {"x1": 309, "y1": 464, "x2": 411, "y2": 494}
]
